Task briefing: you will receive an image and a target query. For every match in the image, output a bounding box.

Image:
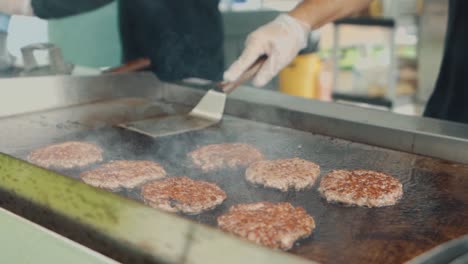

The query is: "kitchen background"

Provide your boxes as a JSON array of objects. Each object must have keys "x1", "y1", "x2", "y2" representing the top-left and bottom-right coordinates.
[{"x1": 3, "y1": 0, "x2": 447, "y2": 116}]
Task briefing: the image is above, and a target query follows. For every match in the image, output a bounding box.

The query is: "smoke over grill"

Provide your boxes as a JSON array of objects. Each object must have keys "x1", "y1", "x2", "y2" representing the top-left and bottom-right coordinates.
[{"x1": 14, "y1": 114, "x2": 468, "y2": 264}]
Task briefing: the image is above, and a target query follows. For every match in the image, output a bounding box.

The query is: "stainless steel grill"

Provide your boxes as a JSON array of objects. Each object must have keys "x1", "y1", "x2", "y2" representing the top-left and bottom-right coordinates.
[{"x1": 0, "y1": 73, "x2": 467, "y2": 264}]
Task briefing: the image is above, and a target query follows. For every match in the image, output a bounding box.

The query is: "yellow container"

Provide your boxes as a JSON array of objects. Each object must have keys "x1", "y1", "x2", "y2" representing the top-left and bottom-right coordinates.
[
  {"x1": 417, "y1": 0, "x2": 424, "y2": 15},
  {"x1": 369, "y1": 0, "x2": 383, "y2": 17},
  {"x1": 279, "y1": 53, "x2": 321, "y2": 99}
]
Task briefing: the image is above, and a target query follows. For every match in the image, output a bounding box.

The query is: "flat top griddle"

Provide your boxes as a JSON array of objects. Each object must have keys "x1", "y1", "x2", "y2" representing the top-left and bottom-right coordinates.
[
  {"x1": 13, "y1": 115, "x2": 468, "y2": 264},
  {"x1": 2, "y1": 74, "x2": 468, "y2": 264}
]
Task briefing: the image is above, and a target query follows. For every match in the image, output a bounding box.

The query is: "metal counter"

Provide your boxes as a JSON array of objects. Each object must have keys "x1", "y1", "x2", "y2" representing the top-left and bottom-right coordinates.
[{"x1": 0, "y1": 208, "x2": 119, "y2": 264}]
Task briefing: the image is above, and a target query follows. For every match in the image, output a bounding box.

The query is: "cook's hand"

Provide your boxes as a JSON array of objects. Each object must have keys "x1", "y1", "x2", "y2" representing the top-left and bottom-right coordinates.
[
  {"x1": 0, "y1": 0, "x2": 33, "y2": 15},
  {"x1": 224, "y1": 14, "x2": 310, "y2": 87}
]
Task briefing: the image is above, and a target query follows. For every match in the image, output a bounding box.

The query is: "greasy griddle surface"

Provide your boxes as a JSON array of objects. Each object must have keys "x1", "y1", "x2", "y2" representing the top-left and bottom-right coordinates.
[{"x1": 16, "y1": 116, "x2": 468, "y2": 264}]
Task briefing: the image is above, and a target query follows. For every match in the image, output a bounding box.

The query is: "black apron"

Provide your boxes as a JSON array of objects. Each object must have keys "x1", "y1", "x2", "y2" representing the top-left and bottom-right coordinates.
[
  {"x1": 32, "y1": 0, "x2": 224, "y2": 82},
  {"x1": 118, "y1": 0, "x2": 223, "y2": 81},
  {"x1": 424, "y1": 0, "x2": 468, "y2": 124}
]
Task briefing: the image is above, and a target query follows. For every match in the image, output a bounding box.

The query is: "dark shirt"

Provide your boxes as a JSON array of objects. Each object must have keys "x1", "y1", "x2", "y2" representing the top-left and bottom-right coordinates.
[
  {"x1": 424, "y1": 0, "x2": 468, "y2": 123},
  {"x1": 31, "y1": 0, "x2": 224, "y2": 81}
]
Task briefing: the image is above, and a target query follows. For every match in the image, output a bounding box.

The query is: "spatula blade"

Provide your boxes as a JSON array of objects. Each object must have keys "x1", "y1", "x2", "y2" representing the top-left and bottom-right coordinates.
[
  {"x1": 118, "y1": 115, "x2": 216, "y2": 138},
  {"x1": 189, "y1": 89, "x2": 226, "y2": 121},
  {"x1": 118, "y1": 89, "x2": 226, "y2": 137}
]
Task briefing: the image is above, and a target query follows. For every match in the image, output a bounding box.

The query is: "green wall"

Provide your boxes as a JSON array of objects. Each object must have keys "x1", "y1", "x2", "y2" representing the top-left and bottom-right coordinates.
[{"x1": 48, "y1": 2, "x2": 122, "y2": 68}]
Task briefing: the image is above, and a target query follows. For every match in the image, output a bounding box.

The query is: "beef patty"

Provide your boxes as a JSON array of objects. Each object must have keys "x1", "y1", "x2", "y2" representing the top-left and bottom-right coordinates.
[
  {"x1": 245, "y1": 158, "x2": 320, "y2": 192},
  {"x1": 319, "y1": 170, "x2": 403, "y2": 207},
  {"x1": 188, "y1": 143, "x2": 264, "y2": 172},
  {"x1": 217, "y1": 202, "x2": 315, "y2": 250},
  {"x1": 27, "y1": 141, "x2": 103, "y2": 169},
  {"x1": 141, "y1": 177, "x2": 227, "y2": 215},
  {"x1": 80, "y1": 160, "x2": 166, "y2": 191}
]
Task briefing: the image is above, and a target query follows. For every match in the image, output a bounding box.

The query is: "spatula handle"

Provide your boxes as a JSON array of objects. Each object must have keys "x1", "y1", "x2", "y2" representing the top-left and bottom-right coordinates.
[
  {"x1": 104, "y1": 58, "x2": 151, "y2": 74},
  {"x1": 219, "y1": 55, "x2": 267, "y2": 94}
]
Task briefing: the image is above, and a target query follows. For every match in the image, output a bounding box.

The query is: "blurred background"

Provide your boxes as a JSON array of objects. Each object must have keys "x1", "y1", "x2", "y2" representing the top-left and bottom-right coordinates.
[{"x1": 2, "y1": 0, "x2": 447, "y2": 116}]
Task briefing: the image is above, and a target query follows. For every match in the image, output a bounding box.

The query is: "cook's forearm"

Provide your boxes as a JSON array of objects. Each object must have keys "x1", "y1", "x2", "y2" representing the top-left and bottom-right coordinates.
[
  {"x1": 289, "y1": 0, "x2": 372, "y2": 29},
  {"x1": 0, "y1": 0, "x2": 114, "y2": 18},
  {"x1": 31, "y1": 0, "x2": 113, "y2": 19},
  {"x1": 0, "y1": 0, "x2": 33, "y2": 16}
]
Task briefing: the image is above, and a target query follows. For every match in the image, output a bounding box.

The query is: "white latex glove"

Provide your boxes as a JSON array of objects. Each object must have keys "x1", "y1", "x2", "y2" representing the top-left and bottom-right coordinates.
[
  {"x1": 0, "y1": 0, "x2": 33, "y2": 16},
  {"x1": 224, "y1": 14, "x2": 310, "y2": 87}
]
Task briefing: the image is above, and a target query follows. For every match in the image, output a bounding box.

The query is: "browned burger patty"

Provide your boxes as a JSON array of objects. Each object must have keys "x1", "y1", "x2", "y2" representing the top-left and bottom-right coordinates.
[
  {"x1": 245, "y1": 158, "x2": 320, "y2": 192},
  {"x1": 318, "y1": 170, "x2": 403, "y2": 208},
  {"x1": 188, "y1": 143, "x2": 264, "y2": 172},
  {"x1": 141, "y1": 177, "x2": 227, "y2": 214},
  {"x1": 27, "y1": 141, "x2": 103, "y2": 169},
  {"x1": 217, "y1": 202, "x2": 315, "y2": 250},
  {"x1": 80, "y1": 160, "x2": 166, "y2": 191}
]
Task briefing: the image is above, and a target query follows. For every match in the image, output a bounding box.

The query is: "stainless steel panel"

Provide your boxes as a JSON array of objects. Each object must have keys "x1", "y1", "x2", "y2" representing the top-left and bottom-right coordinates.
[
  {"x1": 0, "y1": 73, "x2": 164, "y2": 117},
  {"x1": 1, "y1": 73, "x2": 468, "y2": 164}
]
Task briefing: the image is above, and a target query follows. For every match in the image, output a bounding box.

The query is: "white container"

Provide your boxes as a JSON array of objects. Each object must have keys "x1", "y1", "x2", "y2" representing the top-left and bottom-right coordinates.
[{"x1": 382, "y1": 0, "x2": 418, "y2": 18}]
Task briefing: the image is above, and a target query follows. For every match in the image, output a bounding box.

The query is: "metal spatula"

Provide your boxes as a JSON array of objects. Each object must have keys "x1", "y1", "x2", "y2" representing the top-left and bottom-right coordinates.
[{"x1": 119, "y1": 56, "x2": 267, "y2": 137}]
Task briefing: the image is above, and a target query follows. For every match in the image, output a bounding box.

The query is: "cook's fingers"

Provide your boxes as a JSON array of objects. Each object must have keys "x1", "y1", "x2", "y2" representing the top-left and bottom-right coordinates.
[
  {"x1": 224, "y1": 42, "x2": 265, "y2": 82},
  {"x1": 252, "y1": 55, "x2": 278, "y2": 87}
]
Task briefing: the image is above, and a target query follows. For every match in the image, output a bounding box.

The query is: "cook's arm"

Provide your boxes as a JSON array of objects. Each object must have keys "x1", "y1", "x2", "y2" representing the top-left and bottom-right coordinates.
[
  {"x1": 31, "y1": 0, "x2": 113, "y2": 19},
  {"x1": 0, "y1": 0, "x2": 113, "y2": 18},
  {"x1": 289, "y1": 0, "x2": 372, "y2": 30},
  {"x1": 0, "y1": 0, "x2": 33, "y2": 16},
  {"x1": 224, "y1": 0, "x2": 372, "y2": 87}
]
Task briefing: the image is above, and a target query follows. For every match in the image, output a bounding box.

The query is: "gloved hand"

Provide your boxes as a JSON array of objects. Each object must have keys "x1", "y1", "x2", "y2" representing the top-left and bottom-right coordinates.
[
  {"x1": 0, "y1": 32, "x2": 14, "y2": 71},
  {"x1": 0, "y1": 0, "x2": 33, "y2": 15},
  {"x1": 224, "y1": 14, "x2": 311, "y2": 87}
]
